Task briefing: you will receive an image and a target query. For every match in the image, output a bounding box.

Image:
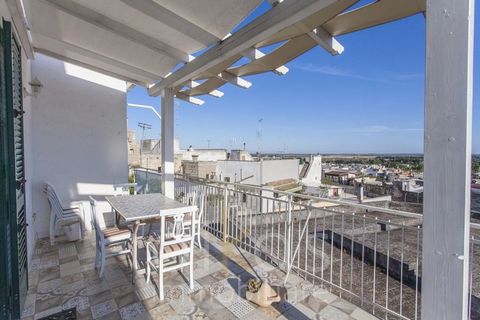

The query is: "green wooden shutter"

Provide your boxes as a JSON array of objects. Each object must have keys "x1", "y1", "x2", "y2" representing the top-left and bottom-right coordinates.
[
  {"x1": 0, "y1": 20, "x2": 28, "y2": 320},
  {"x1": 0, "y1": 19, "x2": 10, "y2": 319}
]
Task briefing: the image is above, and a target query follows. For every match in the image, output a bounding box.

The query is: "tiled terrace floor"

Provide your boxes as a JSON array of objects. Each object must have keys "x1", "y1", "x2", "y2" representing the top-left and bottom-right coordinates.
[{"x1": 23, "y1": 230, "x2": 378, "y2": 320}]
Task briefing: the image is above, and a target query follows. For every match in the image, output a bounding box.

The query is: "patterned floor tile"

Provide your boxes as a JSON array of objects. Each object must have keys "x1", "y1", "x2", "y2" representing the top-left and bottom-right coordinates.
[
  {"x1": 59, "y1": 244, "x2": 78, "y2": 259},
  {"x1": 62, "y1": 295, "x2": 90, "y2": 312},
  {"x1": 135, "y1": 284, "x2": 158, "y2": 301},
  {"x1": 317, "y1": 305, "x2": 352, "y2": 320},
  {"x1": 118, "y1": 302, "x2": 149, "y2": 320},
  {"x1": 115, "y1": 292, "x2": 139, "y2": 308},
  {"x1": 91, "y1": 299, "x2": 118, "y2": 319},
  {"x1": 224, "y1": 298, "x2": 256, "y2": 318},
  {"x1": 148, "y1": 304, "x2": 175, "y2": 320}
]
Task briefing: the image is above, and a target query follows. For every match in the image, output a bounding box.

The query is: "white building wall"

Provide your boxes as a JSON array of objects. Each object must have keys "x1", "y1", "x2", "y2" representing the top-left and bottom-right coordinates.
[
  {"x1": 30, "y1": 54, "x2": 128, "y2": 239},
  {"x1": 216, "y1": 159, "x2": 299, "y2": 186},
  {"x1": 302, "y1": 155, "x2": 323, "y2": 186},
  {"x1": 261, "y1": 159, "x2": 299, "y2": 184},
  {"x1": 182, "y1": 149, "x2": 227, "y2": 161},
  {"x1": 216, "y1": 160, "x2": 261, "y2": 184}
]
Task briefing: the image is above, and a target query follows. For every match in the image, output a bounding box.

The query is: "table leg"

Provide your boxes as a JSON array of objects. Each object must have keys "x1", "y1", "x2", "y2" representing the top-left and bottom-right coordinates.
[{"x1": 131, "y1": 221, "x2": 140, "y2": 283}]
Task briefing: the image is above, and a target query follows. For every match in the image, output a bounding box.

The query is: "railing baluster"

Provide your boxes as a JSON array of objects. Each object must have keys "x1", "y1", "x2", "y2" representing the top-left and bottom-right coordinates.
[
  {"x1": 400, "y1": 223, "x2": 405, "y2": 316},
  {"x1": 350, "y1": 213, "x2": 355, "y2": 301},
  {"x1": 361, "y1": 216, "x2": 366, "y2": 307},
  {"x1": 385, "y1": 220, "x2": 391, "y2": 319},
  {"x1": 373, "y1": 217, "x2": 378, "y2": 316},
  {"x1": 330, "y1": 213, "x2": 334, "y2": 293}
]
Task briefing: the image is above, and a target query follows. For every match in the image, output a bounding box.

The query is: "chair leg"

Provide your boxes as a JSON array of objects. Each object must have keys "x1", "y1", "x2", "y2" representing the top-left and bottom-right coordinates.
[
  {"x1": 95, "y1": 240, "x2": 100, "y2": 270},
  {"x1": 196, "y1": 222, "x2": 202, "y2": 249},
  {"x1": 146, "y1": 243, "x2": 151, "y2": 284},
  {"x1": 189, "y1": 254, "x2": 194, "y2": 290},
  {"x1": 99, "y1": 244, "x2": 106, "y2": 278},
  {"x1": 159, "y1": 259, "x2": 164, "y2": 300},
  {"x1": 49, "y1": 214, "x2": 56, "y2": 246}
]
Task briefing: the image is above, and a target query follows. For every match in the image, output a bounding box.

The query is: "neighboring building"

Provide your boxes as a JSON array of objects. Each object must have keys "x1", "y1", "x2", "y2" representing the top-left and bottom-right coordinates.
[
  {"x1": 127, "y1": 130, "x2": 140, "y2": 167},
  {"x1": 300, "y1": 155, "x2": 322, "y2": 186},
  {"x1": 216, "y1": 159, "x2": 299, "y2": 186},
  {"x1": 324, "y1": 170, "x2": 350, "y2": 184},
  {"x1": 127, "y1": 135, "x2": 182, "y2": 170},
  {"x1": 182, "y1": 148, "x2": 228, "y2": 161},
  {"x1": 265, "y1": 178, "x2": 302, "y2": 194},
  {"x1": 230, "y1": 149, "x2": 253, "y2": 161},
  {"x1": 182, "y1": 160, "x2": 217, "y2": 179},
  {"x1": 304, "y1": 185, "x2": 345, "y2": 198}
]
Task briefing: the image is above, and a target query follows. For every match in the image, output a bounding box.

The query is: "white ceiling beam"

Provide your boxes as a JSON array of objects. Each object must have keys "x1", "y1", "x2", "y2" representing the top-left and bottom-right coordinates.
[
  {"x1": 175, "y1": 92, "x2": 205, "y2": 106},
  {"x1": 149, "y1": 0, "x2": 343, "y2": 96},
  {"x1": 182, "y1": 80, "x2": 224, "y2": 98},
  {"x1": 6, "y1": 0, "x2": 34, "y2": 58},
  {"x1": 242, "y1": 48, "x2": 289, "y2": 75},
  {"x1": 41, "y1": 0, "x2": 192, "y2": 62},
  {"x1": 120, "y1": 0, "x2": 219, "y2": 46},
  {"x1": 35, "y1": 47, "x2": 149, "y2": 86},
  {"x1": 31, "y1": 32, "x2": 161, "y2": 82},
  {"x1": 298, "y1": 23, "x2": 344, "y2": 56},
  {"x1": 216, "y1": 72, "x2": 252, "y2": 89},
  {"x1": 307, "y1": 27, "x2": 344, "y2": 55}
]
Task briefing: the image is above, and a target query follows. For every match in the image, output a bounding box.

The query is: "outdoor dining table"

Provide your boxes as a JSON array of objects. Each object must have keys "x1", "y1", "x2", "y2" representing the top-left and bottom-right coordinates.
[{"x1": 105, "y1": 193, "x2": 197, "y2": 280}]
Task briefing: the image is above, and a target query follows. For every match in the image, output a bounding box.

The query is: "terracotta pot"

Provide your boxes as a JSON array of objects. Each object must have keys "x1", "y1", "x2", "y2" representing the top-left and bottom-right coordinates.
[{"x1": 246, "y1": 282, "x2": 281, "y2": 307}]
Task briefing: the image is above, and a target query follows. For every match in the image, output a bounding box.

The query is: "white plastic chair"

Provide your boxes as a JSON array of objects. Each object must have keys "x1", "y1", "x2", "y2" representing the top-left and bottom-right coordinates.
[
  {"x1": 89, "y1": 196, "x2": 132, "y2": 278},
  {"x1": 45, "y1": 182, "x2": 84, "y2": 245},
  {"x1": 145, "y1": 210, "x2": 196, "y2": 300}
]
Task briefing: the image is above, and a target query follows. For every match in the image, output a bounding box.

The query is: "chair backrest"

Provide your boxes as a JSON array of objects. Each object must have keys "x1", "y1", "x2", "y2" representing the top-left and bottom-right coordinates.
[
  {"x1": 89, "y1": 196, "x2": 105, "y2": 238},
  {"x1": 187, "y1": 188, "x2": 205, "y2": 221},
  {"x1": 45, "y1": 182, "x2": 66, "y2": 220},
  {"x1": 195, "y1": 190, "x2": 205, "y2": 222},
  {"x1": 161, "y1": 211, "x2": 195, "y2": 250}
]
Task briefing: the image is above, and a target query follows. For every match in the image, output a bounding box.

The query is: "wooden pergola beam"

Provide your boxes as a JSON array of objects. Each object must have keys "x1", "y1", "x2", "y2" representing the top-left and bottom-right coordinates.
[{"x1": 148, "y1": 0, "x2": 344, "y2": 96}]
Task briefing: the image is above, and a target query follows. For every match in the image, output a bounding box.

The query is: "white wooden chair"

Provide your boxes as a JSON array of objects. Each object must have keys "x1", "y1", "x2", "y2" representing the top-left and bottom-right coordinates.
[
  {"x1": 185, "y1": 189, "x2": 205, "y2": 248},
  {"x1": 45, "y1": 182, "x2": 84, "y2": 245},
  {"x1": 145, "y1": 210, "x2": 196, "y2": 300},
  {"x1": 89, "y1": 196, "x2": 132, "y2": 278}
]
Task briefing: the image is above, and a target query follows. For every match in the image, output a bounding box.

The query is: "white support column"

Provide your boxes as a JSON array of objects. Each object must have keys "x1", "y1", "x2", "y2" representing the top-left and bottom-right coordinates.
[
  {"x1": 161, "y1": 88, "x2": 175, "y2": 199},
  {"x1": 422, "y1": 0, "x2": 474, "y2": 319}
]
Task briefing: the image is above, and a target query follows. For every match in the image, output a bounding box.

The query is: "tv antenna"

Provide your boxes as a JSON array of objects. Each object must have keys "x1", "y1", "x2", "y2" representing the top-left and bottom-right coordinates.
[{"x1": 257, "y1": 118, "x2": 263, "y2": 156}]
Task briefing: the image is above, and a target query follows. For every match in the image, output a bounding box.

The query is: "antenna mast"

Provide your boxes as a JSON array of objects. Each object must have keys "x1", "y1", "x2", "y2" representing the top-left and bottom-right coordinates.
[{"x1": 257, "y1": 118, "x2": 263, "y2": 156}]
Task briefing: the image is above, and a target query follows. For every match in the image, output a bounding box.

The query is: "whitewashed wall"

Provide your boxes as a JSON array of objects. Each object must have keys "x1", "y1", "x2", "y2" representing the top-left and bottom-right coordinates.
[
  {"x1": 217, "y1": 160, "x2": 261, "y2": 184},
  {"x1": 301, "y1": 155, "x2": 323, "y2": 186},
  {"x1": 30, "y1": 54, "x2": 128, "y2": 239},
  {"x1": 216, "y1": 159, "x2": 299, "y2": 185},
  {"x1": 261, "y1": 159, "x2": 299, "y2": 184}
]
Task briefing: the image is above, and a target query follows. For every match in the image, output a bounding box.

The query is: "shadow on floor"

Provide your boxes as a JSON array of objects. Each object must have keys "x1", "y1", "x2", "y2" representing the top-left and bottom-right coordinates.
[{"x1": 203, "y1": 236, "x2": 310, "y2": 320}]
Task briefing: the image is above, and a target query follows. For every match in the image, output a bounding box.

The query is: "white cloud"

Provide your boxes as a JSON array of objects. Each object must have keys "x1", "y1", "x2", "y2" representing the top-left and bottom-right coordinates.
[{"x1": 294, "y1": 63, "x2": 424, "y2": 82}]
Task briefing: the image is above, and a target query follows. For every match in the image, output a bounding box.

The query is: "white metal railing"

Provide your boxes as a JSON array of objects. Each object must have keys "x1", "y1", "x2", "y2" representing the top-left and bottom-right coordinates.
[{"x1": 133, "y1": 169, "x2": 479, "y2": 320}]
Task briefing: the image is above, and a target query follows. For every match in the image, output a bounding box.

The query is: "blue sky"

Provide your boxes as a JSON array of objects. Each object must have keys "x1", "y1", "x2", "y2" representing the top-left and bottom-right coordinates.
[{"x1": 127, "y1": 1, "x2": 479, "y2": 154}]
